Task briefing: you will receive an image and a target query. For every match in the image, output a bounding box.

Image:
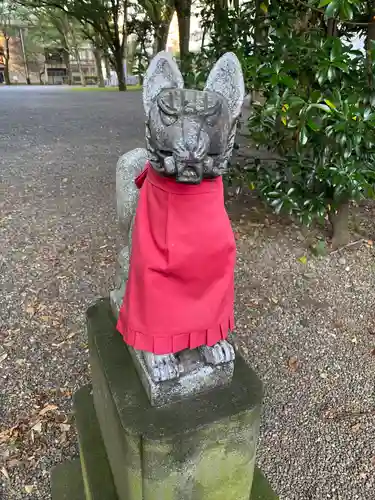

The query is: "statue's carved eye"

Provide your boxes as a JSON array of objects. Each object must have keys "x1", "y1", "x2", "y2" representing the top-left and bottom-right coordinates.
[
  {"x1": 205, "y1": 101, "x2": 221, "y2": 126},
  {"x1": 159, "y1": 108, "x2": 178, "y2": 126},
  {"x1": 158, "y1": 99, "x2": 178, "y2": 126}
]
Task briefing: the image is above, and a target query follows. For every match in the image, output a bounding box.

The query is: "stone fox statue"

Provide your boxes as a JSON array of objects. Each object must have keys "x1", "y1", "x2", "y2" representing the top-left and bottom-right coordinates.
[{"x1": 111, "y1": 51, "x2": 245, "y2": 384}]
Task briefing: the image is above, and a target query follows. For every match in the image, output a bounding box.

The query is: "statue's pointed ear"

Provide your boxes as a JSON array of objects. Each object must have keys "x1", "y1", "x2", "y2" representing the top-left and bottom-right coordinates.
[
  {"x1": 143, "y1": 51, "x2": 184, "y2": 117},
  {"x1": 204, "y1": 52, "x2": 245, "y2": 121}
]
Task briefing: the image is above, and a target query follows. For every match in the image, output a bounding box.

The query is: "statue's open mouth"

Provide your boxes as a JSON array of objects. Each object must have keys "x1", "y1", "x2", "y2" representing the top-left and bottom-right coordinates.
[{"x1": 177, "y1": 165, "x2": 203, "y2": 184}]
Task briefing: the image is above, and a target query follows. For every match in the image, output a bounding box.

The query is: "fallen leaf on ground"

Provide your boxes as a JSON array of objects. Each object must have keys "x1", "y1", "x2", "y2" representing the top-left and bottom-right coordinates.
[
  {"x1": 25, "y1": 306, "x2": 36, "y2": 316},
  {"x1": 0, "y1": 352, "x2": 8, "y2": 363},
  {"x1": 288, "y1": 356, "x2": 299, "y2": 372},
  {"x1": 1, "y1": 466, "x2": 10, "y2": 480},
  {"x1": 298, "y1": 255, "x2": 307, "y2": 264},
  {"x1": 7, "y1": 459, "x2": 20, "y2": 468},
  {"x1": 31, "y1": 422, "x2": 42, "y2": 433},
  {"x1": 24, "y1": 485, "x2": 35, "y2": 494},
  {"x1": 39, "y1": 316, "x2": 51, "y2": 323},
  {"x1": 38, "y1": 404, "x2": 58, "y2": 416},
  {"x1": 59, "y1": 388, "x2": 73, "y2": 397},
  {"x1": 59, "y1": 423, "x2": 71, "y2": 432},
  {"x1": 351, "y1": 423, "x2": 362, "y2": 433}
]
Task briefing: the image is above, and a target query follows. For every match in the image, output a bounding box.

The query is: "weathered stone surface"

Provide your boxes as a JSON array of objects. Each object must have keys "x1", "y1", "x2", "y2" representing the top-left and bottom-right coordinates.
[
  {"x1": 87, "y1": 298, "x2": 263, "y2": 500},
  {"x1": 52, "y1": 380, "x2": 277, "y2": 500},
  {"x1": 128, "y1": 344, "x2": 234, "y2": 407},
  {"x1": 74, "y1": 384, "x2": 118, "y2": 500},
  {"x1": 51, "y1": 459, "x2": 84, "y2": 500},
  {"x1": 251, "y1": 467, "x2": 279, "y2": 500}
]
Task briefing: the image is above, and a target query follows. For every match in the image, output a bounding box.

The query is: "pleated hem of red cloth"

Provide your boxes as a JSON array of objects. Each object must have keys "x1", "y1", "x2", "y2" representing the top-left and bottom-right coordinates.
[{"x1": 117, "y1": 315, "x2": 235, "y2": 355}]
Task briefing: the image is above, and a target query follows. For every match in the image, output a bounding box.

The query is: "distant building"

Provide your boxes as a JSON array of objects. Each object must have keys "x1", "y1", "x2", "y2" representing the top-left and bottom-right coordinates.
[
  {"x1": 0, "y1": 30, "x2": 98, "y2": 85},
  {"x1": 44, "y1": 43, "x2": 97, "y2": 85}
]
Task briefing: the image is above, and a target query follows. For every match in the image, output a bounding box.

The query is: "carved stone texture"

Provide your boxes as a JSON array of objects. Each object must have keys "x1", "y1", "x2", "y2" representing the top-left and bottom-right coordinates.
[
  {"x1": 110, "y1": 148, "x2": 147, "y2": 315},
  {"x1": 144, "y1": 51, "x2": 245, "y2": 184},
  {"x1": 111, "y1": 51, "x2": 245, "y2": 400}
]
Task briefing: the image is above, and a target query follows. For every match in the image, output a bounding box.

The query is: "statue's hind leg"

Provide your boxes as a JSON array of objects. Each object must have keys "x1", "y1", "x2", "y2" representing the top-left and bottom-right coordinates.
[
  {"x1": 199, "y1": 340, "x2": 235, "y2": 365},
  {"x1": 142, "y1": 352, "x2": 182, "y2": 382}
]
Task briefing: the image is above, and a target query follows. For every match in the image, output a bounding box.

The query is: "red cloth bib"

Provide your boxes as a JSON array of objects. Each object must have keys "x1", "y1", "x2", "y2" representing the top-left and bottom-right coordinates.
[{"x1": 116, "y1": 163, "x2": 236, "y2": 354}]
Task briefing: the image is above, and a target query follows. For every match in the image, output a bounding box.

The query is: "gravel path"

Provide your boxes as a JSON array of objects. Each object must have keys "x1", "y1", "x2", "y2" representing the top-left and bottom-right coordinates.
[{"x1": 1, "y1": 86, "x2": 375, "y2": 500}]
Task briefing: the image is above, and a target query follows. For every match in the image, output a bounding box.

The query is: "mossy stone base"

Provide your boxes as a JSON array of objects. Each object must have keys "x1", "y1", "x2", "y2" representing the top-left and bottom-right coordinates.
[
  {"x1": 51, "y1": 459, "x2": 85, "y2": 500},
  {"x1": 74, "y1": 385, "x2": 118, "y2": 500},
  {"x1": 51, "y1": 384, "x2": 277, "y2": 500},
  {"x1": 52, "y1": 298, "x2": 278, "y2": 500},
  {"x1": 86, "y1": 298, "x2": 268, "y2": 500}
]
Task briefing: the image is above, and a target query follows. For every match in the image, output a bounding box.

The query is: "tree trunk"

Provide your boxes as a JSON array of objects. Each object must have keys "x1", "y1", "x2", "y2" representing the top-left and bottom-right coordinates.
[
  {"x1": 114, "y1": 47, "x2": 126, "y2": 91},
  {"x1": 4, "y1": 35, "x2": 10, "y2": 85},
  {"x1": 366, "y1": 2, "x2": 375, "y2": 89},
  {"x1": 74, "y1": 47, "x2": 85, "y2": 86},
  {"x1": 326, "y1": 18, "x2": 337, "y2": 37},
  {"x1": 72, "y1": 46, "x2": 85, "y2": 86},
  {"x1": 174, "y1": 0, "x2": 191, "y2": 74},
  {"x1": 155, "y1": 21, "x2": 171, "y2": 53},
  {"x1": 254, "y1": 0, "x2": 264, "y2": 51},
  {"x1": 329, "y1": 202, "x2": 350, "y2": 249},
  {"x1": 68, "y1": 22, "x2": 85, "y2": 86},
  {"x1": 62, "y1": 50, "x2": 72, "y2": 85},
  {"x1": 104, "y1": 53, "x2": 111, "y2": 81},
  {"x1": 19, "y1": 28, "x2": 31, "y2": 85},
  {"x1": 93, "y1": 47, "x2": 105, "y2": 87}
]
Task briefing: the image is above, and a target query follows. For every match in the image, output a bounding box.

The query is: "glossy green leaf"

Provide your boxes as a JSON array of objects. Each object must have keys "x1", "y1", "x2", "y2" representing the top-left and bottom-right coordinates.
[
  {"x1": 299, "y1": 127, "x2": 309, "y2": 145},
  {"x1": 324, "y1": 99, "x2": 336, "y2": 109},
  {"x1": 280, "y1": 74, "x2": 296, "y2": 88},
  {"x1": 289, "y1": 96, "x2": 306, "y2": 107},
  {"x1": 271, "y1": 74, "x2": 279, "y2": 86},
  {"x1": 307, "y1": 118, "x2": 321, "y2": 131},
  {"x1": 328, "y1": 67, "x2": 335, "y2": 82},
  {"x1": 325, "y1": 1, "x2": 339, "y2": 18},
  {"x1": 331, "y1": 38, "x2": 342, "y2": 59},
  {"x1": 339, "y1": 1, "x2": 353, "y2": 20},
  {"x1": 312, "y1": 104, "x2": 331, "y2": 112}
]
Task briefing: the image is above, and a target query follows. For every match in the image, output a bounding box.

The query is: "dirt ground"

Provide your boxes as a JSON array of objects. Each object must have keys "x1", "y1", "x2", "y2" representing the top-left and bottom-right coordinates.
[{"x1": 228, "y1": 192, "x2": 375, "y2": 499}]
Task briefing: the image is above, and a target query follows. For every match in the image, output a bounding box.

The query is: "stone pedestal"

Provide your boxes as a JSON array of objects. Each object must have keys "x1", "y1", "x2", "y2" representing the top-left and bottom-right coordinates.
[{"x1": 51, "y1": 298, "x2": 278, "y2": 500}]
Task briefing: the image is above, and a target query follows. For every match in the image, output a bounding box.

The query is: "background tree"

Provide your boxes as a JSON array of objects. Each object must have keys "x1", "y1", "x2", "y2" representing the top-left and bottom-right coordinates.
[
  {"x1": 174, "y1": 0, "x2": 192, "y2": 74},
  {"x1": 139, "y1": 0, "x2": 174, "y2": 53},
  {"x1": 22, "y1": 6, "x2": 88, "y2": 85},
  {"x1": 185, "y1": 0, "x2": 374, "y2": 247},
  {"x1": 0, "y1": 0, "x2": 19, "y2": 84},
  {"x1": 18, "y1": 0, "x2": 129, "y2": 90}
]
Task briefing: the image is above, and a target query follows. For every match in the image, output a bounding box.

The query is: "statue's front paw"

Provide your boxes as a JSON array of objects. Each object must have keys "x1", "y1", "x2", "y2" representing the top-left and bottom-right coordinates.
[
  {"x1": 142, "y1": 352, "x2": 182, "y2": 383},
  {"x1": 199, "y1": 340, "x2": 235, "y2": 366}
]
